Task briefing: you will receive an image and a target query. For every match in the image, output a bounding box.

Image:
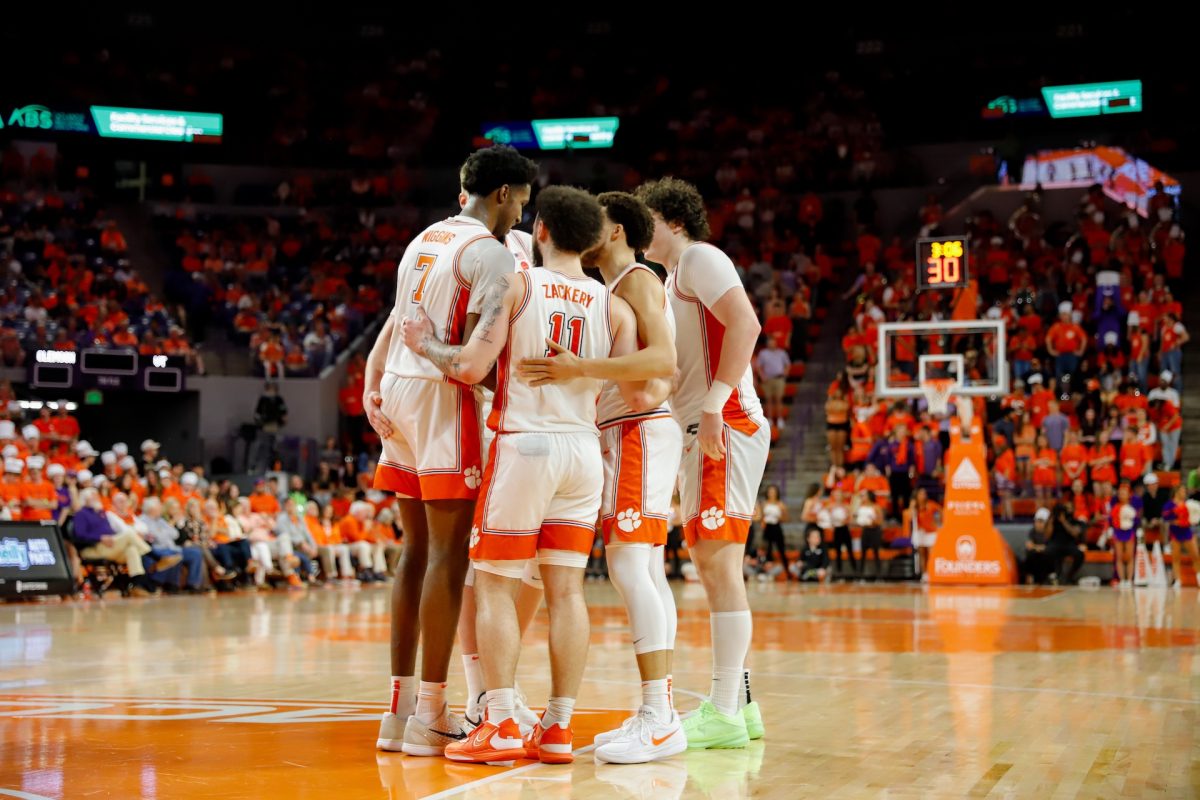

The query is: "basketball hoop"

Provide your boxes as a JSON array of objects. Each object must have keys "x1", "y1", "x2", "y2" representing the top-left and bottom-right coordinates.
[{"x1": 921, "y1": 378, "x2": 957, "y2": 417}]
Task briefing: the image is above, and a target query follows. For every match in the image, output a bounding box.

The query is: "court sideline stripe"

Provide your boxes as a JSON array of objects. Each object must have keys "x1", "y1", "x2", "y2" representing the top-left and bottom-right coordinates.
[{"x1": 420, "y1": 745, "x2": 596, "y2": 800}]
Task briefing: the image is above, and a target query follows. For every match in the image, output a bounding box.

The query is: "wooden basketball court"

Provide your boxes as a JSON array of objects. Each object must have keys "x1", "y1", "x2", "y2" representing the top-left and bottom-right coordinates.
[{"x1": 2, "y1": 582, "x2": 1198, "y2": 798}]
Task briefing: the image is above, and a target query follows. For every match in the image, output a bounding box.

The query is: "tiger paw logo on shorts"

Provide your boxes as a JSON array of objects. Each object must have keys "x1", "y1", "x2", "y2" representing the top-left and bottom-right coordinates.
[
  {"x1": 469, "y1": 526, "x2": 480, "y2": 549},
  {"x1": 463, "y1": 466, "x2": 481, "y2": 490},
  {"x1": 617, "y1": 508, "x2": 642, "y2": 533},
  {"x1": 700, "y1": 507, "x2": 726, "y2": 530}
]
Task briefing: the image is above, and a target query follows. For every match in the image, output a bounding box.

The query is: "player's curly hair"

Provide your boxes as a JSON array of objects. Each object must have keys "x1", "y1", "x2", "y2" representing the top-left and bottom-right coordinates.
[
  {"x1": 459, "y1": 145, "x2": 538, "y2": 197},
  {"x1": 597, "y1": 192, "x2": 654, "y2": 252},
  {"x1": 635, "y1": 177, "x2": 710, "y2": 241},
  {"x1": 537, "y1": 186, "x2": 603, "y2": 254}
]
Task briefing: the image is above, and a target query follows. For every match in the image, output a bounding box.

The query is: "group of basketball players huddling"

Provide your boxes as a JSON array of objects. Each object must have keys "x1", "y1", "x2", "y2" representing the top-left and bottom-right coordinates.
[{"x1": 362, "y1": 146, "x2": 770, "y2": 766}]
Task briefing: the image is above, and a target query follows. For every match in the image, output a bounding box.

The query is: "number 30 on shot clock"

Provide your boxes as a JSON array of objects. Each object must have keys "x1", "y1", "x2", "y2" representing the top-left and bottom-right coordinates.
[{"x1": 916, "y1": 236, "x2": 970, "y2": 291}]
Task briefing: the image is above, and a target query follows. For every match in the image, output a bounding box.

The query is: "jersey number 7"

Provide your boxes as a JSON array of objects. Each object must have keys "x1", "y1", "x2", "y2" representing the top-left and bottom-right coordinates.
[
  {"x1": 412, "y1": 254, "x2": 437, "y2": 303},
  {"x1": 546, "y1": 312, "x2": 585, "y2": 357}
]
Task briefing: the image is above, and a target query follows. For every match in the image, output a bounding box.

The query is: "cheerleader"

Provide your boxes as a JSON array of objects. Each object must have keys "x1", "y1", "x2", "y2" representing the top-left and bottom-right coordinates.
[{"x1": 1161, "y1": 485, "x2": 1199, "y2": 589}]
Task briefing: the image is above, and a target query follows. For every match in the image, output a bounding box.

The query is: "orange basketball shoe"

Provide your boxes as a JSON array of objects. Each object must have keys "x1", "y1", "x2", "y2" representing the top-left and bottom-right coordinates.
[
  {"x1": 523, "y1": 720, "x2": 574, "y2": 764},
  {"x1": 444, "y1": 717, "x2": 525, "y2": 766}
]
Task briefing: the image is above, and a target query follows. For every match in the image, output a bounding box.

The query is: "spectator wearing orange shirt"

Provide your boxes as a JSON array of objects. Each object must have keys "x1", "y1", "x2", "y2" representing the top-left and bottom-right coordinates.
[
  {"x1": 993, "y1": 438, "x2": 1017, "y2": 521},
  {"x1": 1127, "y1": 313, "x2": 1151, "y2": 390},
  {"x1": 1046, "y1": 302, "x2": 1087, "y2": 389},
  {"x1": 1032, "y1": 433, "x2": 1058, "y2": 503},
  {"x1": 1009, "y1": 327, "x2": 1036, "y2": 384},
  {"x1": 0, "y1": 457, "x2": 25, "y2": 519},
  {"x1": 306, "y1": 501, "x2": 354, "y2": 581},
  {"x1": 259, "y1": 330, "x2": 285, "y2": 380},
  {"x1": 249, "y1": 480, "x2": 281, "y2": 516},
  {"x1": 111, "y1": 324, "x2": 138, "y2": 349},
  {"x1": 100, "y1": 221, "x2": 128, "y2": 253},
  {"x1": 338, "y1": 501, "x2": 385, "y2": 581},
  {"x1": 1158, "y1": 311, "x2": 1188, "y2": 379},
  {"x1": 1026, "y1": 374, "x2": 1053, "y2": 427},
  {"x1": 1119, "y1": 433, "x2": 1150, "y2": 485},
  {"x1": 1059, "y1": 430, "x2": 1088, "y2": 488},
  {"x1": 20, "y1": 455, "x2": 56, "y2": 522}
]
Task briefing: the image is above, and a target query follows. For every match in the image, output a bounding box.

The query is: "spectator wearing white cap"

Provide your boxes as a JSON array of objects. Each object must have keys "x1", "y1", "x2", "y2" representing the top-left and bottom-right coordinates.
[
  {"x1": 140, "y1": 439, "x2": 161, "y2": 473},
  {"x1": 21, "y1": 455, "x2": 56, "y2": 522},
  {"x1": 1148, "y1": 370, "x2": 1181, "y2": 407},
  {"x1": 21, "y1": 425, "x2": 41, "y2": 454},
  {"x1": 0, "y1": 420, "x2": 16, "y2": 443},
  {"x1": 100, "y1": 450, "x2": 119, "y2": 478},
  {"x1": 46, "y1": 463, "x2": 72, "y2": 523},
  {"x1": 179, "y1": 471, "x2": 203, "y2": 505},
  {"x1": 112, "y1": 442, "x2": 129, "y2": 459},
  {"x1": 75, "y1": 440, "x2": 99, "y2": 466},
  {"x1": 1046, "y1": 301, "x2": 1087, "y2": 389},
  {"x1": 0, "y1": 457, "x2": 24, "y2": 519},
  {"x1": 118, "y1": 455, "x2": 138, "y2": 474}
]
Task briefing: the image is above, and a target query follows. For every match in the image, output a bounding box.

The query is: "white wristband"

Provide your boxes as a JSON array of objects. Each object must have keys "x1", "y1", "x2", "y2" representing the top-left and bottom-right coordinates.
[{"x1": 702, "y1": 380, "x2": 734, "y2": 415}]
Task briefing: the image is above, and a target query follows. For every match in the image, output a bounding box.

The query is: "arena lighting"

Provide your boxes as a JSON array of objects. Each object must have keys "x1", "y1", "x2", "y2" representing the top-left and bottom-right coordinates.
[{"x1": 18, "y1": 401, "x2": 77, "y2": 412}]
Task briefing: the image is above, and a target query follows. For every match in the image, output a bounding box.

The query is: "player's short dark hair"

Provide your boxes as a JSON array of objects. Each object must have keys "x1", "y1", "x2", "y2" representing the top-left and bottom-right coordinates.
[
  {"x1": 597, "y1": 192, "x2": 654, "y2": 252},
  {"x1": 635, "y1": 177, "x2": 711, "y2": 241},
  {"x1": 460, "y1": 145, "x2": 538, "y2": 197},
  {"x1": 537, "y1": 186, "x2": 603, "y2": 254}
]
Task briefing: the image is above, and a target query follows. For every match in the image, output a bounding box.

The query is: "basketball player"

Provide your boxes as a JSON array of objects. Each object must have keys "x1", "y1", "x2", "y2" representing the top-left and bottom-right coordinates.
[
  {"x1": 639, "y1": 177, "x2": 770, "y2": 749},
  {"x1": 454, "y1": 187, "x2": 546, "y2": 732},
  {"x1": 365, "y1": 145, "x2": 537, "y2": 756},
  {"x1": 401, "y1": 186, "x2": 659, "y2": 766},
  {"x1": 516, "y1": 192, "x2": 684, "y2": 763}
]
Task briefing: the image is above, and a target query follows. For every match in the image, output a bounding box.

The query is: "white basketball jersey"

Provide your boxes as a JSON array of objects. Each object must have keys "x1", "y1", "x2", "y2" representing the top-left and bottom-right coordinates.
[
  {"x1": 596, "y1": 263, "x2": 675, "y2": 427},
  {"x1": 386, "y1": 215, "x2": 502, "y2": 381},
  {"x1": 490, "y1": 268, "x2": 613, "y2": 435},
  {"x1": 666, "y1": 242, "x2": 764, "y2": 433},
  {"x1": 505, "y1": 229, "x2": 534, "y2": 271}
]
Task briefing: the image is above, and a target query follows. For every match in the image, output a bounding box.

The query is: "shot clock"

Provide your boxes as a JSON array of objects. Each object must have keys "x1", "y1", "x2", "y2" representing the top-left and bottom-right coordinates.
[{"x1": 915, "y1": 236, "x2": 970, "y2": 291}]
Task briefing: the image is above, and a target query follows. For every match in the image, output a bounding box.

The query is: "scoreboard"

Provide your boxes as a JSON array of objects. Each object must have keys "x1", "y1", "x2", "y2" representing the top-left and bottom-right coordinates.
[
  {"x1": 915, "y1": 236, "x2": 970, "y2": 291},
  {"x1": 29, "y1": 349, "x2": 186, "y2": 393}
]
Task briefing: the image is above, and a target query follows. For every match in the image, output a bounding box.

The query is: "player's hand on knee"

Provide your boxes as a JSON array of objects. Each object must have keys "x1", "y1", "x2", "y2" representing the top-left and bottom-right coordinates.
[
  {"x1": 516, "y1": 338, "x2": 584, "y2": 386},
  {"x1": 365, "y1": 391, "x2": 393, "y2": 439},
  {"x1": 699, "y1": 412, "x2": 726, "y2": 461}
]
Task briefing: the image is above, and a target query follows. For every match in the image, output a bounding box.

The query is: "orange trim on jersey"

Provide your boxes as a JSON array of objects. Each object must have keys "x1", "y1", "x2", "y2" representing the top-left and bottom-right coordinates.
[
  {"x1": 373, "y1": 388, "x2": 480, "y2": 500},
  {"x1": 540, "y1": 521, "x2": 596, "y2": 554},
  {"x1": 450, "y1": 234, "x2": 495, "y2": 290},
  {"x1": 602, "y1": 421, "x2": 668, "y2": 546},
  {"x1": 699, "y1": 304, "x2": 760, "y2": 435},
  {"x1": 683, "y1": 427, "x2": 753, "y2": 547}
]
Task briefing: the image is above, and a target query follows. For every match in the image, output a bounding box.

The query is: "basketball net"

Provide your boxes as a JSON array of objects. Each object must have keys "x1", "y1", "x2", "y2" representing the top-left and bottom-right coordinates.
[{"x1": 921, "y1": 378, "x2": 958, "y2": 418}]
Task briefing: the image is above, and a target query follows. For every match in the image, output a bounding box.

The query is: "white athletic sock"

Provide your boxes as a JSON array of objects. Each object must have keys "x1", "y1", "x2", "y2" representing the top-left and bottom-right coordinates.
[
  {"x1": 709, "y1": 610, "x2": 752, "y2": 716},
  {"x1": 642, "y1": 679, "x2": 670, "y2": 719},
  {"x1": 462, "y1": 654, "x2": 484, "y2": 707},
  {"x1": 740, "y1": 669, "x2": 752, "y2": 710},
  {"x1": 541, "y1": 696, "x2": 576, "y2": 729},
  {"x1": 389, "y1": 675, "x2": 416, "y2": 718},
  {"x1": 486, "y1": 688, "x2": 516, "y2": 725},
  {"x1": 415, "y1": 680, "x2": 446, "y2": 724},
  {"x1": 667, "y1": 674, "x2": 674, "y2": 709}
]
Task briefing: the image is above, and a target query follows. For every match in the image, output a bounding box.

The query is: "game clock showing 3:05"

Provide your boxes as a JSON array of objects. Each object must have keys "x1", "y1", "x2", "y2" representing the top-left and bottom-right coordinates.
[{"x1": 915, "y1": 236, "x2": 970, "y2": 291}]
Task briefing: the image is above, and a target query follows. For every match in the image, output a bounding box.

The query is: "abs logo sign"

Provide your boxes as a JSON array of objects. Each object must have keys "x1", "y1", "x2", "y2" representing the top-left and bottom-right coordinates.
[
  {"x1": 950, "y1": 458, "x2": 982, "y2": 491},
  {"x1": 7, "y1": 105, "x2": 53, "y2": 129}
]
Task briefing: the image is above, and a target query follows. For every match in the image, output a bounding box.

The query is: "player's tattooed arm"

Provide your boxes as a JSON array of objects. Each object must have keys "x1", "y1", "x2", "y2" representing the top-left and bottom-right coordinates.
[{"x1": 401, "y1": 272, "x2": 518, "y2": 385}]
